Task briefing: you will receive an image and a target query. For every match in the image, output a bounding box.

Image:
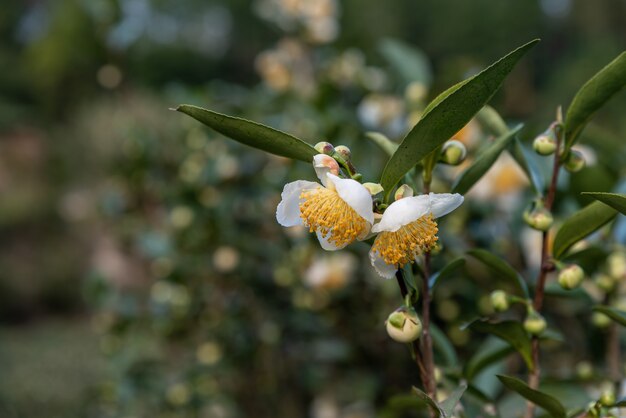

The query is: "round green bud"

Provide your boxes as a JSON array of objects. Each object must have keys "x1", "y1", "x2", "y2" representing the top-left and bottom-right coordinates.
[
  {"x1": 564, "y1": 150, "x2": 585, "y2": 173},
  {"x1": 533, "y1": 133, "x2": 557, "y2": 156},
  {"x1": 334, "y1": 145, "x2": 351, "y2": 160},
  {"x1": 490, "y1": 290, "x2": 509, "y2": 312},
  {"x1": 594, "y1": 273, "x2": 615, "y2": 293},
  {"x1": 575, "y1": 361, "x2": 593, "y2": 380},
  {"x1": 558, "y1": 264, "x2": 585, "y2": 290},
  {"x1": 314, "y1": 141, "x2": 334, "y2": 155},
  {"x1": 523, "y1": 206, "x2": 554, "y2": 231},
  {"x1": 440, "y1": 140, "x2": 467, "y2": 165},
  {"x1": 599, "y1": 390, "x2": 616, "y2": 407},
  {"x1": 592, "y1": 312, "x2": 611, "y2": 328},
  {"x1": 524, "y1": 311, "x2": 547, "y2": 335},
  {"x1": 386, "y1": 306, "x2": 422, "y2": 343}
]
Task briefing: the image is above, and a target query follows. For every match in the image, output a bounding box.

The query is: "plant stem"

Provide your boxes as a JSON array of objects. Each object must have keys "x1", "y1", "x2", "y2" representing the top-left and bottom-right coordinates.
[{"x1": 524, "y1": 126, "x2": 562, "y2": 418}]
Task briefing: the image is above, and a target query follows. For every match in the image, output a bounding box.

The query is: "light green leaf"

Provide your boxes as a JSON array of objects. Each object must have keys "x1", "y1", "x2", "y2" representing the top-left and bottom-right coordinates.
[
  {"x1": 593, "y1": 305, "x2": 626, "y2": 327},
  {"x1": 476, "y1": 105, "x2": 509, "y2": 136},
  {"x1": 451, "y1": 124, "x2": 523, "y2": 195},
  {"x1": 440, "y1": 384, "x2": 467, "y2": 417},
  {"x1": 497, "y1": 375, "x2": 567, "y2": 418},
  {"x1": 365, "y1": 131, "x2": 399, "y2": 156},
  {"x1": 467, "y1": 249, "x2": 530, "y2": 298},
  {"x1": 379, "y1": 39, "x2": 432, "y2": 86},
  {"x1": 431, "y1": 323, "x2": 458, "y2": 367},
  {"x1": 509, "y1": 138, "x2": 544, "y2": 196},
  {"x1": 467, "y1": 320, "x2": 533, "y2": 370},
  {"x1": 464, "y1": 338, "x2": 515, "y2": 380},
  {"x1": 553, "y1": 201, "x2": 617, "y2": 259},
  {"x1": 411, "y1": 386, "x2": 444, "y2": 417},
  {"x1": 175, "y1": 105, "x2": 317, "y2": 162},
  {"x1": 380, "y1": 40, "x2": 539, "y2": 200},
  {"x1": 429, "y1": 257, "x2": 466, "y2": 291},
  {"x1": 564, "y1": 52, "x2": 626, "y2": 149},
  {"x1": 582, "y1": 192, "x2": 626, "y2": 215}
]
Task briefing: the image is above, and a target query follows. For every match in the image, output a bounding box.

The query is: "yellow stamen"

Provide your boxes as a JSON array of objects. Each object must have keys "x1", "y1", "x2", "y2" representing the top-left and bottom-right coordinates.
[
  {"x1": 299, "y1": 188, "x2": 368, "y2": 248},
  {"x1": 371, "y1": 214, "x2": 438, "y2": 266}
]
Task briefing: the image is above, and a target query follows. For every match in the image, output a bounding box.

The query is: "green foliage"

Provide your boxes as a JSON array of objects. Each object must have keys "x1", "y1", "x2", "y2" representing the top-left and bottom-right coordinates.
[
  {"x1": 497, "y1": 375, "x2": 567, "y2": 418},
  {"x1": 592, "y1": 305, "x2": 626, "y2": 327},
  {"x1": 379, "y1": 39, "x2": 539, "y2": 200},
  {"x1": 553, "y1": 201, "x2": 617, "y2": 259},
  {"x1": 582, "y1": 192, "x2": 626, "y2": 215},
  {"x1": 467, "y1": 249, "x2": 529, "y2": 298},
  {"x1": 379, "y1": 39, "x2": 432, "y2": 87},
  {"x1": 467, "y1": 320, "x2": 533, "y2": 370}
]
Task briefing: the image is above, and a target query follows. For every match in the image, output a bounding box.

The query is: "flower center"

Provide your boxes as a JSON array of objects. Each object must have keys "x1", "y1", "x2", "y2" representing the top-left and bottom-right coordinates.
[
  {"x1": 371, "y1": 214, "x2": 438, "y2": 266},
  {"x1": 299, "y1": 188, "x2": 368, "y2": 248}
]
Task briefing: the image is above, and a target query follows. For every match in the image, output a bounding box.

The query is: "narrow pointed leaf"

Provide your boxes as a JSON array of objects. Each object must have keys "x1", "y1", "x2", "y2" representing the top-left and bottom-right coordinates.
[
  {"x1": 365, "y1": 131, "x2": 399, "y2": 156},
  {"x1": 379, "y1": 40, "x2": 539, "y2": 200},
  {"x1": 431, "y1": 323, "x2": 458, "y2": 367},
  {"x1": 467, "y1": 320, "x2": 533, "y2": 370},
  {"x1": 440, "y1": 384, "x2": 467, "y2": 417},
  {"x1": 379, "y1": 39, "x2": 432, "y2": 86},
  {"x1": 564, "y1": 52, "x2": 626, "y2": 149},
  {"x1": 582, "y1": 192, "x2": 626, "y2": 215},
  {"x1": 430, "y1": 257, "x2": 466, "y2": 291},
  {"x1": 553, "y1": 201, "x2": 617, "y2": 259},
  {"x1": 451, "y1": 124, "x2": 523, "y2": 195},
  {"x1": 175, "y1": 105, "x2": 317, "y2": 162},
  {"x1": 464, "y1": 339, "x2": 515, "y2": 380},
  {"x1": 497, "y1": 375, "x2": 567, "y2": 418},
  {"x1": 509, "y1": 138, "x2": 544, "y2": 196},
  {"x1": 593, "y1": 305, "x2": 626, "y2": 327},
  {"x1": 411, "y1": 386, "x2": 443, "y2": 417},
  {"x1": 467, "y1": 249, "x2": 529, "y2": 298}
]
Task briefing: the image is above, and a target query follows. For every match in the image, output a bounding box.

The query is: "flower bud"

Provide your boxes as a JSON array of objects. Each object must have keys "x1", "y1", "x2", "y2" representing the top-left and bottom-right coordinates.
[
  {"x1": 533, "y1": 132, "x2": 557, "y2": 156},
  {"x1": 594, "y1": 273, "x2": 615, "y2": 293},
  {"x1": 523, "y1": 205, "x2": 553, "y2": 231},
  {"x1": 490, "y1": 290, "x2": 509, "y2": 312},
  {"x1": 363, "y1": 182, "x2": 384, "y2": 196},
  {"x1": 386, "y1": 306, "x2": 422, "y2": 343},
  {"x1": 599, "y1": 389, "x2": 616, "y2": 407},
  {"x1": 592, "y1": 312, "x2": 611, "y2": 328},
  {"x1": 558, "y1": 264, "x2": 585, "y2": 290},
  {"x1": 440, "y1": 140, "x2": 467, "y2": 165},
  {"x1": 314, "y1": 141, "x2": 335, "y2": 155},
  {"x1": 564, "y1": 149, "x2": 585, "y2": 173},
  {"x1": 607, "y1": 251, "x2": 626, "y2": 280},
  {"x1": 575, "y1": 361, "x2": 593, "y2": 380},
  {"x1": 524, "y1": 311, "x2": 547, "y2": 335},
  {"x1": 334, "y1": 145, "x2": 351, "y2": 161},
  {"x1": 394, "y1": 184, "x2": 414, "y2": 201},
  {"x1": 313, "y1": 154, "x2": 340, "y2": 177}
]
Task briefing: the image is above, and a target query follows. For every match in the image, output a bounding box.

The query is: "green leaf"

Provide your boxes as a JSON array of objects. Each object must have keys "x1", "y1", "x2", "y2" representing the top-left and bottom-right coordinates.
[
  {"x1": 564, "y1": 52, "x2": 626, "y2": 149},
  {"x1": 553, "y1": 201, "x2": 617, "y2": 259},
  {"x1": 509, "y1": 138, "x2": 544, "y2": 196},
  {"x1": 379, "y1": 39, "x2": 432, "y2": 86},
  {"x1": 467, "y1": 249, "x2": 530, "y2": 298},
  {"x1": 429, "y1": 257, "x2": 466, "y2": 291},
  {"x1": 582, "y1": 192, "x2": 626, "y2": 215},
  {"x1": 175, "y1": 105, "x2": 317, "y2": 162},
  {"x1": 365, "y1": 131, "x2": 399, "y2": 156},
  {"x1": 464, "y1": 338, "x2": 515, "y2": 380},
  {"x1": 497, "y1": 375, "x2": 567, "y2": 418},
  {"x1": 379, "y1": 39, "x2": 538, "y2": 200},
  {"x1": 451, "y1": 124, "x2": 523, "y2": 195},
  {"x1": 475, "y1": 105, "x2": 509, "y2": 136},
  {"x1": 593, "y1": 305, "x2": 626, "y2": 327},
  {"x1": 440, "y1": 383, "x2": 467, "y2": 417},
  {"x1": 467, "y1": 320, "x2": 533, "y2": 370},
  {"x1": 411, "y1": 386, "x2": 443, "y2": 417},
  {"x1": 613, "y1": 397, "x2": 626, "y2": 407},
  {"x1": 431, "y1": 323, "x2": 458, "y2": 367}
]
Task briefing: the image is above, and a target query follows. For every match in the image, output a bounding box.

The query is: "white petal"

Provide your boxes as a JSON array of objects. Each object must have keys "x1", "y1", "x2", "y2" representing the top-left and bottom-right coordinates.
[
  {"x1": 316, "y1": 230, "x2": 345, "y2": 251},
  {"x1": 371, "y1": 195, "x2": 431, "y2": 233},
  {"x1": 369, "y1": 249, "x2": 398, "y2": 279},
  {"x1": 276, "y1": 180, "x2": 320, "y2": 227},
  {"x1": 325, "y1": 174, "x2": 374, "y2": 225},
  {"x1": 428, "y1": 193, "x2": 464, "y2": 218},
  {"x1": 312, "y1": 154, "x2": 338, "y2": 187}
]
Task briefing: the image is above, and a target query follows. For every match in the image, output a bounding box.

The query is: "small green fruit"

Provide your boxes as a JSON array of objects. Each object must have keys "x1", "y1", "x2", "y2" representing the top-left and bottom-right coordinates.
[
  {"x1": 558, "y1": 264, "x2": 585, "y2": 290},
  {"x1": 386, "y1": 306, "x2": 422, "y2": 343}
]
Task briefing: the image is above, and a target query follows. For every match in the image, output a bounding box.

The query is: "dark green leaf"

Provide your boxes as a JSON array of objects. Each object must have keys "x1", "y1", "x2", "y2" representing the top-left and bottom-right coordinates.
[
  {"x1": 365, "y1": 131, "x2": 399, "y2": 156},
  {"x1": 175, "y1": 105, "x2": 317, "y2": 162},
  {"x1": 467, "y1": 320, "x2": 533, "y2": 370},
  {"x1": 451, "y1": 124, "x2": 523, "y2": 195},
  {"x1": 564, "y1": 52, "x2": 626, "y2": 149},
  {"x1": 497, "y1": 375, "x2": 567, "y2": 418},
  {"x1": 467, "y1": 249, "x2": 530, "y2": 298},
  {"x1": 440, "y1": 383, "x2": 467, "y2": 417},
  {"x1": 509, "y1": 138, "x2": 544, "y2": 196},
  {"x1": 465, "y1": 339, "x2": 515, "y2": 380},
  {"x1": 593, "y1": 305, "x2": 626, "y2": 327},
  {"x1": 553, "y1": 201, "x2": 617, "y2": 259},
  {"x1": 379, "y1": 39, "x2": 432, "y2": 86},
  {"x1": 429, "y1": 257, "x2": 466, "y2": 291},
  {"x1": 431, "y1": 323, "x2": 458, "y2": 367},
  {"x1": 379, "y1": 40, "x2": 539, "y2": 200},
  {"x1": 582, "y1": 192, "x2": 626, "y2": 215},
  {"x1": 411, "y1": 386, "x2": 443, "y2": 417}
]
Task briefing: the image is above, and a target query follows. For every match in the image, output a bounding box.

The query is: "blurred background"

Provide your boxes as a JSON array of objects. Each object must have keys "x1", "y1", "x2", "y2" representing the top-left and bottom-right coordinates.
[{"x1": 0, "y1": 0, "x2": 625, "y2": 417}]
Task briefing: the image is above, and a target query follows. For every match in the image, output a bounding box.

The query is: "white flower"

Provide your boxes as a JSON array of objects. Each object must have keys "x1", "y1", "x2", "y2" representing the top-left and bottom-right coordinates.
[
  {"x1": 369, "y1": 193, "x2": 464, "y2": 279},
  {"x1": 276, "y1": 154, "x2": 374, "y2": 250}
]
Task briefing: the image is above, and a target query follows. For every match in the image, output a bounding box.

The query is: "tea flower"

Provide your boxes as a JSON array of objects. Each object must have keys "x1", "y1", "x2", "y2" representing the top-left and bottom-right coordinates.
[
  {"x1": 276, "y1": 154, "x2": 374, "y2": 250},
  {"x1": 369, "y1": 193, "x2": 464, "y2": 278}
]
